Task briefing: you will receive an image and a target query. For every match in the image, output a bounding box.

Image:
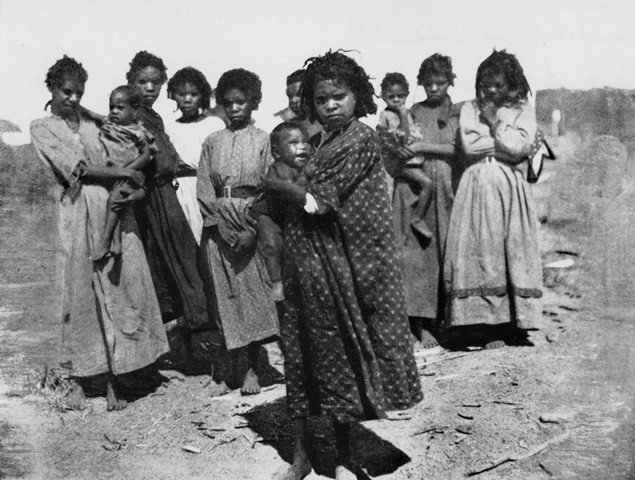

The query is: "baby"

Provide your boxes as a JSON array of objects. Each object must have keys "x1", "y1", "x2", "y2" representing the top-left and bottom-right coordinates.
[
  {"x1": 93, "y1": 85, "x2": 155, "y2": 261},
  {"x1": 378, "y1": 72, "x2": 433, "y2": 239},
  {"x1": 250, "y1": 122, "x2": 312, "y2": 301}
]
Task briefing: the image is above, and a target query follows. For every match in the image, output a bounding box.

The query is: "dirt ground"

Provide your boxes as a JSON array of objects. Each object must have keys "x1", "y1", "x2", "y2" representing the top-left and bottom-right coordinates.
[{"x1": 0, "y1": 134, "x2": 634, "y2": 479}]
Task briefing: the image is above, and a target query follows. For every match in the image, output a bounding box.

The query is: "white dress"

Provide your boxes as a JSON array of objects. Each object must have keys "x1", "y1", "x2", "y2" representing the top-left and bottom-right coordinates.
[{"x1": 166, "y1": 115, "x2": 225, "y2": 243}]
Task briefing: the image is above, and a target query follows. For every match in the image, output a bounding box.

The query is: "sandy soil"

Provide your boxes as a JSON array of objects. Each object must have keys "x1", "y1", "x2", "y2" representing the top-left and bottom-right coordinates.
[{"x1": 0, "y1": 137, "x2": 634, "y2": 479}]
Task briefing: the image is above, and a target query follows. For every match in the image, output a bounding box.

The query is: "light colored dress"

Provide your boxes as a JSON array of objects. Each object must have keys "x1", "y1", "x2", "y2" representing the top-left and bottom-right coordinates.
[
  {"x1": 30, "y1": 112, "x2": 169, "y2": 377},
  {"x1": 197, "y1": 124, "x2": 278, "y2": 350},
  {"x1": 443, "y1": 99, "x2": 543, "y2": 329},
  {"x1": 166, "y1": 115, "x2": 225, "y2": 243}
]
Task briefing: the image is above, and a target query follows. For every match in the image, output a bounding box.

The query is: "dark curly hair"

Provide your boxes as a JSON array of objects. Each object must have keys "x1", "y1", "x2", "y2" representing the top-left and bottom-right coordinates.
[
  {"x1": 380, "y1": 72, "x2": 409, "y2": 94},
  {"x1": 286, "y1": 69, "x2": 305, "y2": 86},
  {"x1": 45, "y1": 55, "x2": 88, "y2": 90},
  {"x1": 475, "y1": 49, "x2": 531, "y2": 104},
  {"x1": 167, "y1": 67, "x2": 212, "y2": 110},
  {"x1": 417, "y1": 53, "x2": 455, "y2": 86},
  {"x1": 270, "y1": 121, "x2": 307, "y2": 151},
  {"x1": 125, "y1": 51, "x2": 168, "y2": 85},
  {"x1": 110, "y1": 85, "x2": 143, "y2": 109},
  {"x1": 215, "y1": 68, "x2": 262, "y2": 109},
  {"x1": 301, "y1": 50, "x2": 377, "y2": 122}
]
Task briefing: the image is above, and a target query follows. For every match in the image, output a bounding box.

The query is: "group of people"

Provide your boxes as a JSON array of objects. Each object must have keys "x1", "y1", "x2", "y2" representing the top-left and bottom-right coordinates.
[{"x1": 30, "y1": 47, "x2": 543, "y2": 480}]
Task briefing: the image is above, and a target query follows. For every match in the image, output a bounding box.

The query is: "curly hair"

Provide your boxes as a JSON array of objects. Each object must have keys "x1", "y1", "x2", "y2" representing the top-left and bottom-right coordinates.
[
  {"x1": 380, "y1": 72, "x2": 409, "y2": 94},
  {"x1": 301, "y1": 50, "x2": 377, "y2": 122},
  {"x1": 45, "y1": 55, "x2": 88, "y2": 90},
  {"x1": 475, "y1": 49, "x2": 531, "y2": 103},
  {"x1": 215, "y1": 68, "x2": 262, "y2": 109},
  {"x1": 125, "y1": 51, "x2": 168, "y2": 85},
  {"x1": 110, "y1": 85, "x2": 143, "y2": 109},
  {"x1": 286, "y1": 69, "x2": 306, "y2": 86},
  {"x1": 270, "y1": 121, "x2": 307, "y2": 151},
  {"x1": 167, "y1": 67, "x2": 212, "y2": 110},
  {"x1": 417, "y1": 53, "x2": 455, "y2": 86}
]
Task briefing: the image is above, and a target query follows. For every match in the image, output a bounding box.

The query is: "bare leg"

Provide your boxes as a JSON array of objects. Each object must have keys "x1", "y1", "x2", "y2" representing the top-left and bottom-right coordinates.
[
  {"x1": 272, "y1": 418, "x2": 312, "y2": 480},
  {"x1": 93, "y1": 200, "x2": 120, "y2": 262},
  {"x1": 63, "y1": 378, "x2": 87, "y2": 410},
  {"x1": 105, "y1": 374, "x2": 127, "y2": 411},
  {"x1": 208, "y1": 349, "x2": 230, "y2": 397},
  {"x1": 241, "y1": 342, "x2": 261, "y2": 395},
  {"x1": 333, "y1": 421, "x2": 357, "y2": 480}
]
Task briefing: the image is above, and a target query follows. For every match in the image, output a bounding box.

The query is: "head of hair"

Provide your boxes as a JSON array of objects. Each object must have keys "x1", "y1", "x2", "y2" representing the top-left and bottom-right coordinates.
[
  {"x1": 45, "y1": 55, "x2": 88, "y2": 90},
  {"x1": 125, "y1": 51, "x2": 168, "y2": 85},
  {"x1": 417, "y1": 53, "x2": 456, "y2": 86},
  {"x1": 286, "y1": 69, "x2": 306, "y2": 86},
  {"x1": 301, "y1": 50, "x2": 377, "y2": 122},
  {"x1": 110, "y1": 85, "x2": 143, "y2": 109},
  {"x1": 167, "y1": 67, "x2": 212, "y2": 109},
  {"x1": 270, "y1": 121, "x2": 307, "y2": 151},
  {"x1": 215, "y1": 68, "x2": 262, "y2": 109},
  {"x1": 380, "y1": 72, "x2": 409, "y2": 94},
  {"x1": 475, "y1": 49, "x2": 530, "y2": 103}
]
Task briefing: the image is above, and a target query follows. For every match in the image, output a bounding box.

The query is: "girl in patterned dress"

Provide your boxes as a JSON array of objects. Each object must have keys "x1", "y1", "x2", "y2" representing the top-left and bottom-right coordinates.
[
  {"x1": 443, "y1": 50, "x2": 543, "y2": 349},
  {"x1": 272, "y1": 51, "x2": 422, "y2": 480}
]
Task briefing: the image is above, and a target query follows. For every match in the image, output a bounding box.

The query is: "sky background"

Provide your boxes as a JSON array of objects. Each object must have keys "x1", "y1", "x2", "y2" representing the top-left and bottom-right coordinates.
[{"x1": 1, "y1": 0, "x2": 634, "y2": 138}]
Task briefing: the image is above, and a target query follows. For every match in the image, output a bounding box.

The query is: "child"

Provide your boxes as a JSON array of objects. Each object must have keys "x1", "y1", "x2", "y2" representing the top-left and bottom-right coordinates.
[
  {"x1": 249, "y1": 122, "x2": 313, "y2": 302},
  {"x1": 377, "y1": 73, "x2": 433, "y2": 239},
  {"x1": 273, "y1": 51, "x2": 422, "y2": 480},
  {"x1": 273, "y1": 69, "x2": 322, "y2": 140},
  {"x1": 443, "y1": 50, "x2": 542, "y2": 350},
  {"x1": 197, "y1": 68, "x2": 278, "y2": 396},
  {"x1": 93, "y1": 85, "x2": 154, "y2": 261}
]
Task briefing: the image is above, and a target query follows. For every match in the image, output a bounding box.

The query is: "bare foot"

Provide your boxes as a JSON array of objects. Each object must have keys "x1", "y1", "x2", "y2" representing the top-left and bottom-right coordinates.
[
  {"x1": 420, "y1": 329, "x2": 439, "y2": 349},
  {"x1": 271, "y1": 281, "x2": 285, "y2": 302},
  {"x1": 272, "y1": 457, "x2": 312, "y2": 480},
  {"x1": 106, "y1": 379, "x2": 128, "y2": 411},
  {"x1": 484, "y1": 340, "x2": 505, "y2": 350},
  {"x1": 240, "y1": 368, "x2": 261, "y2": 395},
  {"x1": 91, "y1": 246, "x2": 111, "y2": 263},
  {"x1": 63, "y1": 379, "x2": 87, "y2": 410},
  {"x1": 335, "y1": 465, "x2": 358, "y2": 480},
  {"x1": 208, "y1": 379, "x2": 230, "y2": 397}
]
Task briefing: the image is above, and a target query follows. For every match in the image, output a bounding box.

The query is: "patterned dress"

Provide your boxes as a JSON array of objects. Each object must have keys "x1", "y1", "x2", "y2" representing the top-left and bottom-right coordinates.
[
  {"x1": 391, "y1": 96, "x2": 460, "y2": 320},
  {"x1": 133, "y1": 106, "x2": 209, "y2": 330},
  {"x1": 30, "y1": 113, "x2": 168, "y2": 377},
  {"x1": 280, "y1": 120, "x2": 423, "y2": 422},
  {"x1": 198, "y1": 124, "x2": 278, "y2": 350},
  {"x1": 443, "y1": 99, "x2": 543, "y2": 329}
]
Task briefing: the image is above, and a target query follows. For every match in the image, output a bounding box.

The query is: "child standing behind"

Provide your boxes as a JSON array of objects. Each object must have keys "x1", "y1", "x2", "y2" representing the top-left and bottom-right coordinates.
[
  {"x1": 377, "y1": 73, "x2": 433, "y2": 239},
  {"x1": 93, "y1": 86, "x2": 154, "y2": 261},
  {"x1": 249, "y1": 122, "x2": 313, "y2": 302},
  {"x1": 198, "y1": 69, "x2": 278, "y2": 396}
]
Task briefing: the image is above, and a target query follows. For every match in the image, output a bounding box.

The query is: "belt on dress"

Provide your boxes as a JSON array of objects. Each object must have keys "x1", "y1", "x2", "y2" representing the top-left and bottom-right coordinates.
[{"x1": 215, "y1": 185, "x2": 258, "y2": 199}]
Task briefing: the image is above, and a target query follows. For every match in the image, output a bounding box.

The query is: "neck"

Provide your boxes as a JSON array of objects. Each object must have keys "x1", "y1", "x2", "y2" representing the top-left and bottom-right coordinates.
[{"x1": 178, "y1": 112, "x2": 205, "y2": 124}]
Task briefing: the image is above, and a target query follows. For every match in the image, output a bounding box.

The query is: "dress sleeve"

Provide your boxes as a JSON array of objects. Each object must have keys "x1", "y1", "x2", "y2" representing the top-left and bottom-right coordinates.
[
  {"x1": 492, "y1": 101, "x2": 537, "y2": 161},
  {"x1": 460, "y1": 100, "x2": 495, "y2": 158},
  {"x1": 197, "y1": 137, "x2": 220, "y2": 227}
]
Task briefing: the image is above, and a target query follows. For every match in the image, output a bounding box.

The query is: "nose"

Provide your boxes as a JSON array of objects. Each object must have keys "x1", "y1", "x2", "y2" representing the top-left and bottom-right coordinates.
[
  {"x1": 324, "y1": 99, "x2": 337, "y2": 111},
  {"x1": 144, "y1": 81, "x2": 156, "y2": 92},
  {"x1": 184, "y1": 94, "x2": 193, "y2": 103},
  {"x1": 69, "y1": 93, "x2": 80, "y2": 104}
]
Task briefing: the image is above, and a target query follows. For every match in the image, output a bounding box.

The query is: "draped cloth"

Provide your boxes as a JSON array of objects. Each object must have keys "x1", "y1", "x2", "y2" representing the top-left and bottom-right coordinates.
[
  {"x1": 280, "y1": 120, "x2": 422, "y2": 422},
  {"x1": 30, "y1": 113, "x2": 168, "y2": 377}
]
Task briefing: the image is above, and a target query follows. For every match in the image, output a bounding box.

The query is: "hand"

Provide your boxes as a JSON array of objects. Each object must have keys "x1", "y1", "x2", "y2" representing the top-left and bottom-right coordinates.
[
  {"x1": 233, "y1": 230, "x2": 257, "y2": 255},
  {"x1": 394, "y1": 146, "x2": 415, "y2": 161},
  {"x1": 210, "y1": 171, "x2": 228, "y2": 190},
  {"x1": 110, "y1": 185, "x2": 146, "y2": 212},
  {"x1": 479, "y1": 102, "x2": 498, "y2": 126},
  {"x1": 304, "y1": 193, "x2": 319, "y2": 214},
  {"x1": 126, "y1": 169, "x2": 146, "y2": 187}
]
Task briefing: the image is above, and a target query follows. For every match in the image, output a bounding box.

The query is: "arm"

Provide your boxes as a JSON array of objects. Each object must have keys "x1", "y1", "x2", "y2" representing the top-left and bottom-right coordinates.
[
  {"x1": 460, "y1": 100, "x2": 495, "y2": 158},
  {"x1": 122, "y1": 142, "x2": 152, "y2": 171},
  {"x1": 197, "y1": 139, "x2": 221, "y2": 227},
  {"x1": 406, "y1": 141, "x2": 454, "y2": 156},
  {"x1": 491, "y1": 101, "x2": 537, "y2": 163}
]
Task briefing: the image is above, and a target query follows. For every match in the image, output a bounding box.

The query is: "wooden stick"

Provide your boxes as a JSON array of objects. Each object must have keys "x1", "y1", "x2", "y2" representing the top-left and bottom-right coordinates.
[{"x1": 466, "y1": 431, "x2": 570, "y2": 476}]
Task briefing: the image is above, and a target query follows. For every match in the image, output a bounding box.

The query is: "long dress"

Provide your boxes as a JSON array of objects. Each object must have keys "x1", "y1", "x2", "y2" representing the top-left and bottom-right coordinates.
[
  {"x1": 30, "y1": 113, "x2": 169, "y2": 377},
  {"x1": 166, "y1": 115, "x2": 225, "y2": 244},
  {"x1": 443, "y1": 99, "x2": 543, "y2": 329},
  {"x1": 392, "y1": 96, "x2": 460, "y2": 320},
  {"x1": 280, "y1": 120, "x2": 423, "y2": 422},
  {"x1": 133, "y1": 106, "x2": 209, "y2": 330},
  {"x1": 197, "y1": 124, "x2": 278, "y2": 350}
]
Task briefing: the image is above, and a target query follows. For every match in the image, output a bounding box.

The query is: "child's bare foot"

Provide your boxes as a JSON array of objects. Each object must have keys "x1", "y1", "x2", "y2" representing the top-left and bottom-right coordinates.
[
  {"x1": 271, "y1": 281, "x2": 285, "y2": 302},
  {"x1": 484, "y1": 340, "x2": 505, "y2": 350},
  {"x1": 272, "y1": 457, "x2": 312, "y2": 480},
  {"x1": 208, "y1": 379, "x2": 230, "y2": 397},
  {"x1": 240, "y1": 368, "x2": 261, "y2": 395},
  {"x1": 420, "y1": 329, "x2": 439, "y2": 349},
  {"x1": 63, "y1": 379, "x2": 87, "y2": 410},
  {"x1": 106, "y1": 379, "x2": 127, "y2": 411}
]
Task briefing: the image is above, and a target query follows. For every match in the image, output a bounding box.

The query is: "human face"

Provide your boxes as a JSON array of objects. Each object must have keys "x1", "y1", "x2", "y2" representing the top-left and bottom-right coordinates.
[
  {"x1": 173, "y1": 82, "x2": 203, "y2": 120},
  {"x1": 49, "y1": 76, "x2": 84, "y2": 118},
  {"x1": 108, "y1": 91, "x2": 135, "y2": 125},
  {"x1": 130, "y1": 66, "x2": 164, "y2": 107},
  {"x1": 222, "y1": 88, "x2": 254, "y2": 129},
  {"x1": 274, "y1": 128, "x2": 311, "y2": 170},
  {"x1": 381, "y1": 84, "x2": 408, "y2": 111},
  {"x1": 313, "y1": 80, "x2": 356, "y2": 132},
  {"x1": 479, "y1": 72, "x2": 509, "y2": 106},
  {"x1": 286, "y1": 81, "x2": 303, "y2": 118},
  {"x1": 421, "y1": 74, "x2": 450, "y2": 106}
]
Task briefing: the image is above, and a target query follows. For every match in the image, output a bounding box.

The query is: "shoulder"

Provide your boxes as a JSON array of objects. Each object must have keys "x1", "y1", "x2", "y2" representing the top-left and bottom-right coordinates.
[
  {"x1": 351, "y1": 120, "x2": 378, "y2": 142},
  {"x1": 203, "y1": 127, "x2": 228, "y2": 145}
]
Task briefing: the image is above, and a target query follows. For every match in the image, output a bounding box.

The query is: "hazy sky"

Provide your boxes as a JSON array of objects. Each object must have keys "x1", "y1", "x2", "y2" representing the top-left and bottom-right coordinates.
[{"x1": 1, "y1": 0, "x2": 634, "y2": 134}]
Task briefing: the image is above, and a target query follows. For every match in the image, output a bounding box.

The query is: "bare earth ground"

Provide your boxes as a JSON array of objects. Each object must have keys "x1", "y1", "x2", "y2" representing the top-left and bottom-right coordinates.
[{"x1": 0, "y1": 137, "x2": 634, "y2": 479}]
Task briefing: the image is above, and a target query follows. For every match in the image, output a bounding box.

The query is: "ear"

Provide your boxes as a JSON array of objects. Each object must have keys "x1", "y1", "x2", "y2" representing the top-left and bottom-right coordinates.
[{"x1": 271, "y1": 143, "x2": 281, "y2": 159}]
